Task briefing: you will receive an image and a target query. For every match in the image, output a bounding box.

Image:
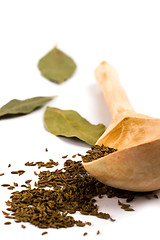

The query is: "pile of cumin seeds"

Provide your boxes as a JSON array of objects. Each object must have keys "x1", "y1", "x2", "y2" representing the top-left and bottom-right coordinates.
[
  {"x1": 81, "y1": 144, "x2": 117, "y2": 163},
  {"x1": 4, "y1": 159, "x2": 116, "y2": 229},
  {"x1": 2, "y1": 147, "x2": 157, "y2": 231}
]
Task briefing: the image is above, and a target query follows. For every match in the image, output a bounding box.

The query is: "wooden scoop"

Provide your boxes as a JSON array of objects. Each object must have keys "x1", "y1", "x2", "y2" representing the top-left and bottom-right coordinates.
[{"x1": 83, "y1": 61, "x2": 160, "y2": 192}]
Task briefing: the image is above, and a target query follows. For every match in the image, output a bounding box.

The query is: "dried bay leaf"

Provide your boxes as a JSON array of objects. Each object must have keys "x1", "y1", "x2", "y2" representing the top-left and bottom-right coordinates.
[
  {"x1": 0, "y1": 96, "x2": 53, "y2": 118},
  {"x1": 44, "y1": 107, "x2": 106, "y2": 145},
  {"x1": 38, "y1": 47, "x2": 76, "y2": 84}
]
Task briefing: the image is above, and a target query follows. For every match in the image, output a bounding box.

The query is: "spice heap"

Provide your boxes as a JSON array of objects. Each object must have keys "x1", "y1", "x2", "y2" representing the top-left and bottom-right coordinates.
[
  {"x1": 82, "y1": 144, "x2": 117, "y2": 163},
  {"x1": 4, "y1": 159, "x2": 116, "y2": 229},
  {"x1": 2, "y1": 146, "x2": 158, "y2": 231}
]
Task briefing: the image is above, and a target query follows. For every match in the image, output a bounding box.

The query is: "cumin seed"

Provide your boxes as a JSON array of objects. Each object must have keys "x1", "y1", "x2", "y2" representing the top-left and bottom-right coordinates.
[
  {"x1": 62, "y1": 155, "x2": 68, "y2": 159},
  {"x1": 18, "y1": 170, "x2": 25, "y2": 176},
  {"x1": 97, "y1": 230, "x2": 100, "y2": 235},
  {"x1": 83, "y1": 232, "x2": 88, "y2": 236},
  {"x1": 4, "y1": 222, "x2": 11, "y2": 225},
  {"x1": 11, "y1": 171, "x2": 19, "y2": 174},
  {"x1": 7, "y1": 186, "x2": 15, "y2": 190},
  {"x1": 2, "y1": 211, "x2": 9, "y2": 216},
  {"x1": 1, "y1": 184, "x2": 10, "y2": 187},
  {"x1": 25, "y1": 180, "x2": 32, "y2": 184}
]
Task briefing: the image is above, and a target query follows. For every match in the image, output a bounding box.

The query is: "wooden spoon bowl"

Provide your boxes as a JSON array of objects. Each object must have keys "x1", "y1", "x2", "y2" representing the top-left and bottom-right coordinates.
[{"x1": 83, "y1": 61, "x2": 160, "y2": 192}]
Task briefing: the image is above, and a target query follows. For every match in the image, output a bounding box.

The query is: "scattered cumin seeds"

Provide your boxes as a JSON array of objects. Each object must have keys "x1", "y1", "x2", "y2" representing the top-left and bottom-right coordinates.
[
  {"x1": 45, "y1": 148, "x2": 48, "y2": 152},
  {"x1": 49, "y1": 159, "x2": 59, "y2": 166},
  {"x1": 11, "y1": 170, "x2": 25, "y2": 176},
  {"x1": 4, "y1": 154, "x2": 151, "y2": 231},
  {"x1": 5, "y1": 159, "x2": 116, "y2": 229},
  {"x1": 25, "y1": 161, "x2": 36, "y2": 166},
  {"x1": 118, "y1": 200, "x2": 134, "y2": 211},
  {"x1": 0, "y1": 173, "x2": 5, "y2": 176},
  {"x1": 75, "y1": 220, "x2": 86, "y2": 227},
  {"x1": 21, "y1": 224, "x2": 26, "y2": 229},
  {"x1": 82, "y1": 145, "x2": 117, "y2": 163},
  {"x1": 42, "y1": 232, "x2": 48, "y2": 235},
  {"x1": 4, "y1": 222, "x2": 11, "y2": 225},
  {"x1": 8, "y1": 164, "x2": 11, "y2": 168}
]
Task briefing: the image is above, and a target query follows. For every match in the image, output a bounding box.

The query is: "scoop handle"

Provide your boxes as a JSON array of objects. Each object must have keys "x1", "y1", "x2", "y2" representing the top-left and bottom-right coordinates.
[{"x1": 95, "y1": 61, "x2": 134, "y2": 119}]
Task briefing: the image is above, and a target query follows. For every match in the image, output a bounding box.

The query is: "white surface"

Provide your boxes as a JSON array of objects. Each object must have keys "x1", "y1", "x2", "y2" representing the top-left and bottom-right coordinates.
[{"x1": 0, "y1": 0, "x2": 160, "y2": 239}]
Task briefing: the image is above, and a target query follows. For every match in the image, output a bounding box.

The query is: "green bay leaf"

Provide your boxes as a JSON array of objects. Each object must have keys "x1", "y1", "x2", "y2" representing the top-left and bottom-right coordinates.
[
  {"x1": 38, "y1": 47, "x2": 76, "y2": 84},
  {"x1": 44, "y1": 107, "x2": 106, "y2": 145},
  {"x1": 0, "y1": 96, "x2": 54, "y2": 118}
]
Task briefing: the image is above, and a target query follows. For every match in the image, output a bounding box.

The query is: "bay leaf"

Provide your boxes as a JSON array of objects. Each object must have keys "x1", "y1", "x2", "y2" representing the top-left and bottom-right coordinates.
[
  {"x1": 38, "y1": 47, "x2": 76, "y2": 84},
  {"x1": 44, "y1": 107, "x2": 106, "y2": 145},
  {"x1": 0, "y1": 96, "x2": 53, "y2": 118}
]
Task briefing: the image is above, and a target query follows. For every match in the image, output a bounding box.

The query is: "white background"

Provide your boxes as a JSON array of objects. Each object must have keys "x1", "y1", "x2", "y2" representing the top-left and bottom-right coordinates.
[{"x1": 0, "y1": 0, "x2": 160, "y2": 239}]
